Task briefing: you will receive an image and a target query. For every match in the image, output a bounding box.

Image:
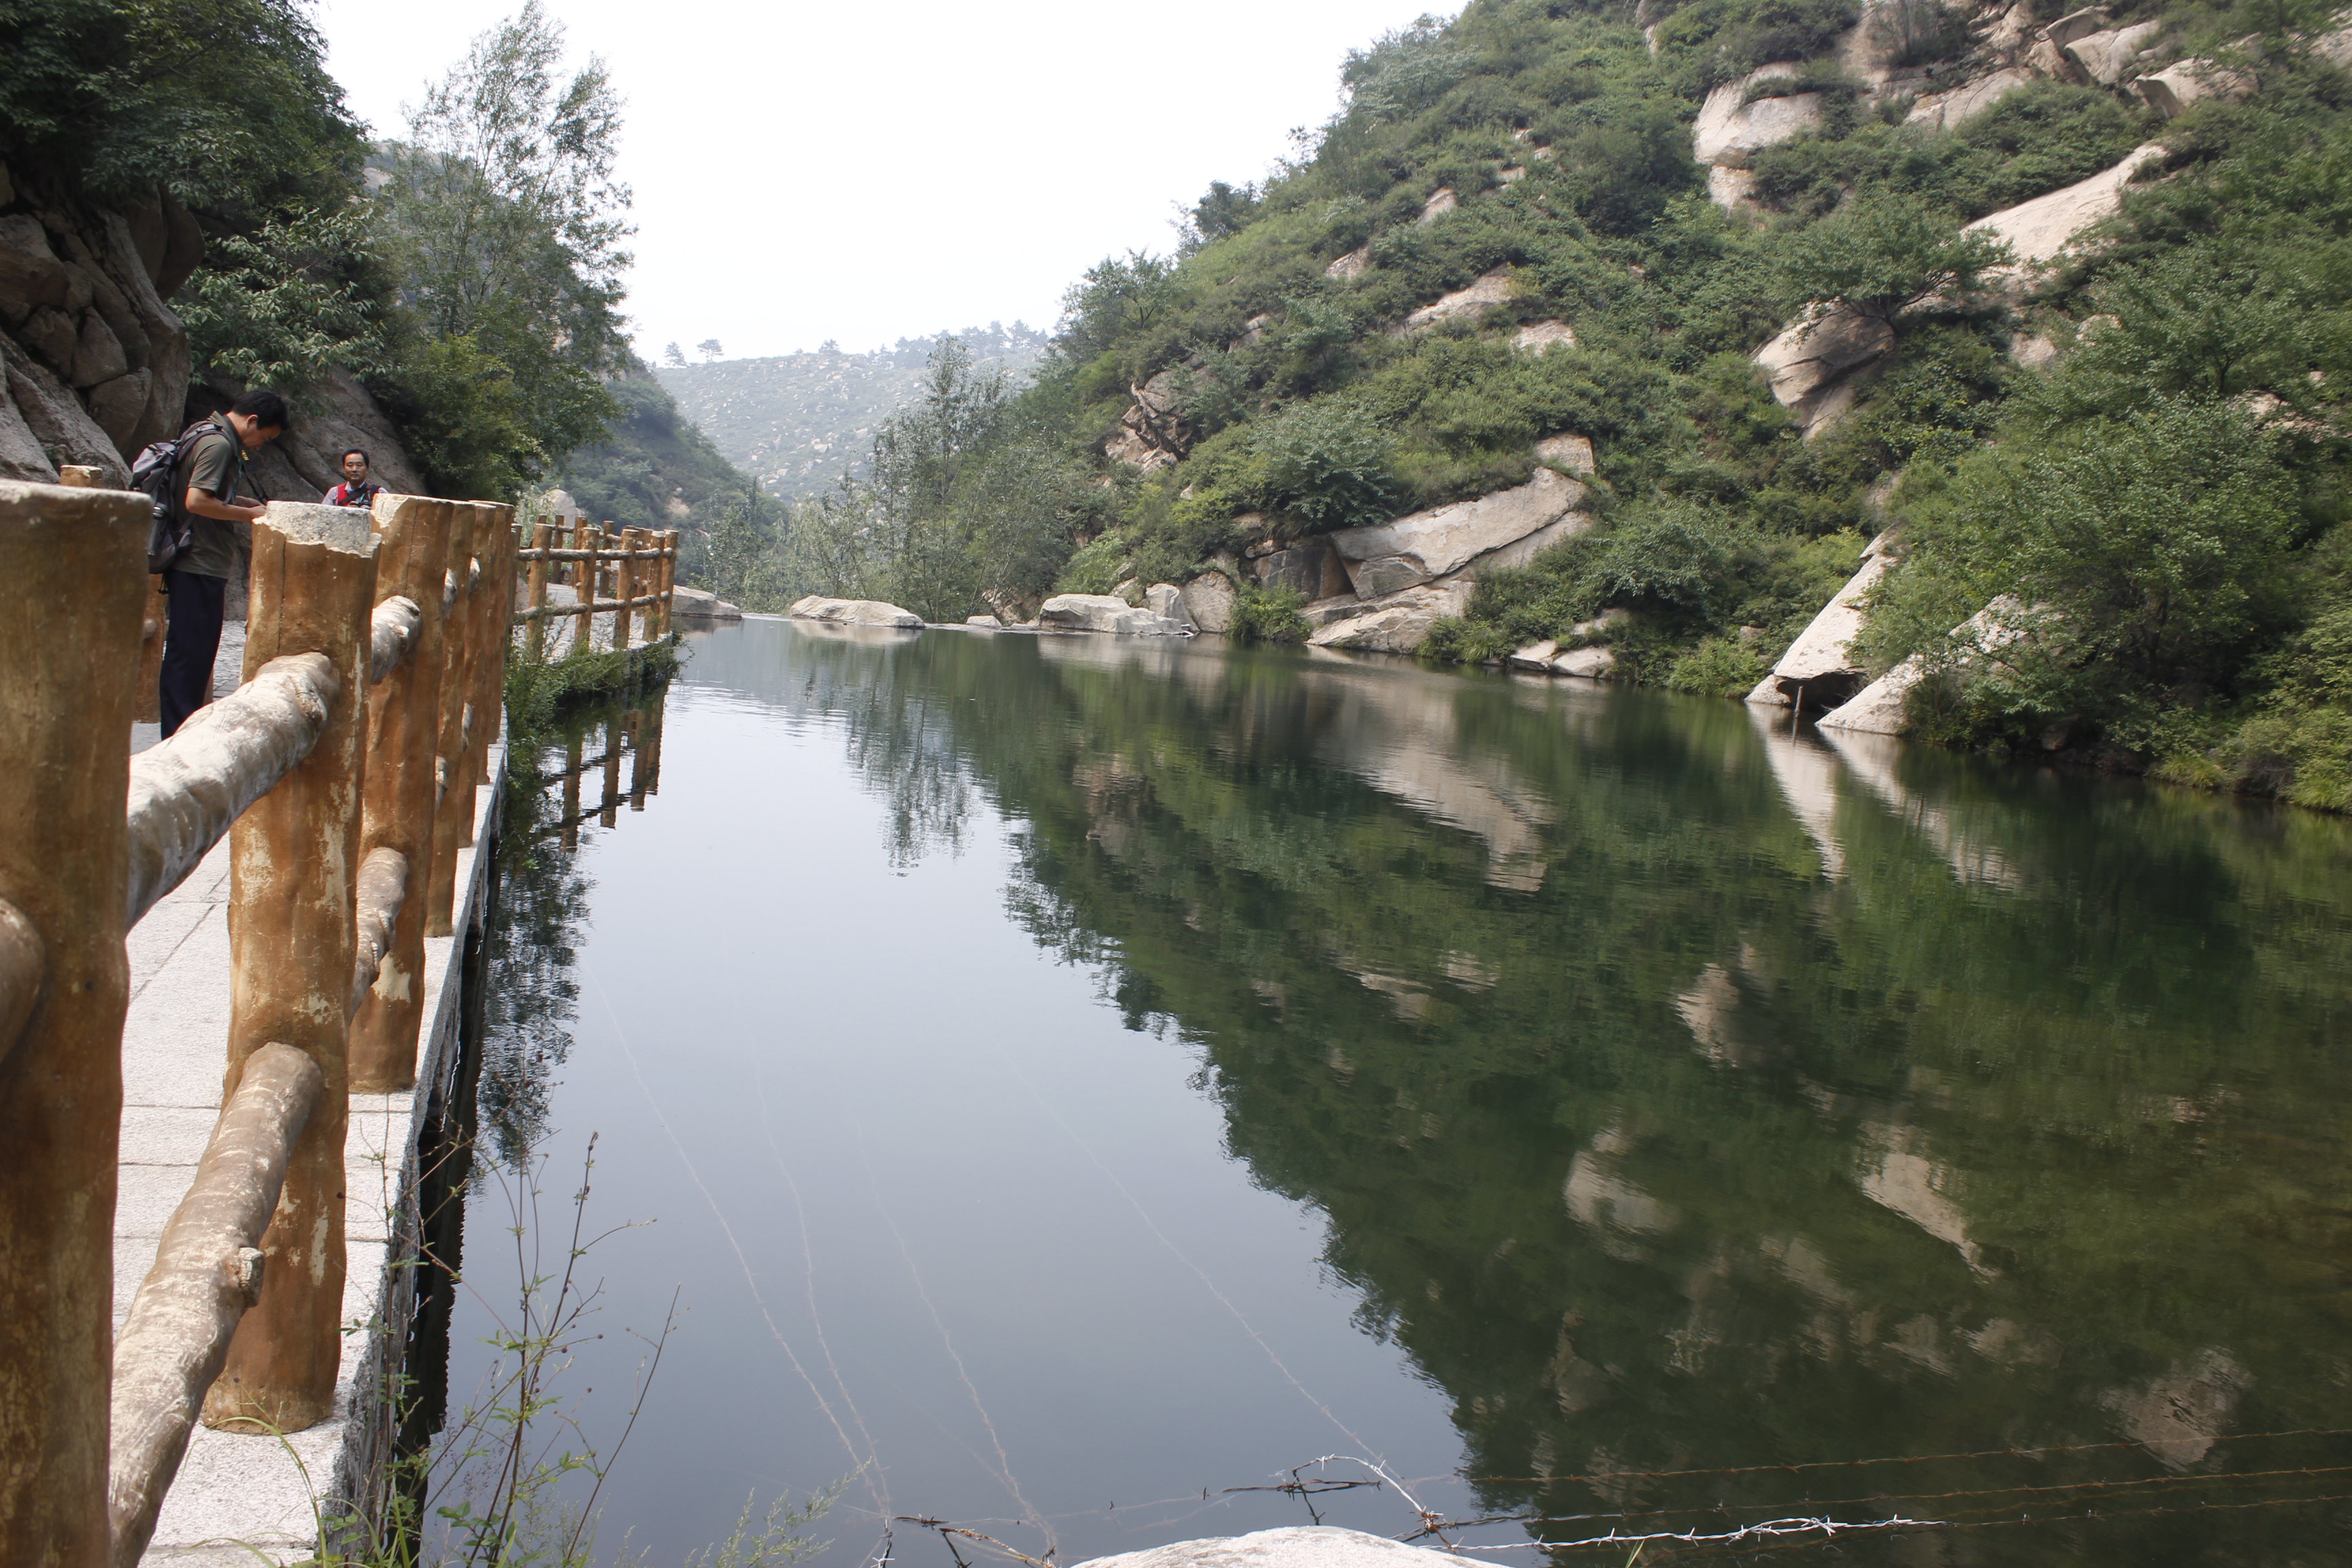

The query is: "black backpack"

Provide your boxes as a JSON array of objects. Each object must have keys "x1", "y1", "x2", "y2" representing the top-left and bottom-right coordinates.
[{"x1": 132, "y1": 420, "x2": 225, "y2": 573}]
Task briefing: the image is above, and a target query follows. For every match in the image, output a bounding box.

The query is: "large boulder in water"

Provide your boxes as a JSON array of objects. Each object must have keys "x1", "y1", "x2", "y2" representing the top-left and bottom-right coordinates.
[
  {"x1": 789, "y1": 595, "x2": 922, "y2": 629},
  {"x1": 1749, "y1": 534, "x2": 1894, "y2": 710},
  {"x1": 672, "y1": 585, "x2": 742, "y2": 621},
  {"x1": 1075, "y1": 1527, "x2": 1458, "y2": 1568},
  {"x1": 1143, "y1": 582, "x2": 1196, "y2": 630},
  {"x1": 1036, "y1": 592, "x2": 1191, "y2": 636},
  {"x1": 1179, "y1": 570, "x2": 1237, "y2": 633}
]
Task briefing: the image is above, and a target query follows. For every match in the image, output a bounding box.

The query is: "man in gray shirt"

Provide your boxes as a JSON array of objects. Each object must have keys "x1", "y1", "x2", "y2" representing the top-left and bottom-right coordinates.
[{"x1": 159, "y1": 389, "x2": 290, "y2": 735}]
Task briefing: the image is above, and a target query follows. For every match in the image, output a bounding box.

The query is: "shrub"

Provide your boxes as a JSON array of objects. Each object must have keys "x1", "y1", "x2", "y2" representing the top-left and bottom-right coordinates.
[
  {"x1": 1665, "y1": 636, "x2": 1771, "y2": 696},
  {"x1": 1232, "y1": 585, "x2": 1311, "y2": 644},
  {"x1": 1421, "y1": 616, "x2": 1519, "y2": 664},
  {"x1": 1252, "y1": 399, "x2": 1404, "y2": 535},
  {"x1": 1865, "y1": 396, "x2": 2302, "y2": 755},
  {"x1": 1776, "y1": 192, "x2": 2014, "y2": 327},
  {"x1": 1056, "y1": 532, "x2": 1132, "y2": 595}
]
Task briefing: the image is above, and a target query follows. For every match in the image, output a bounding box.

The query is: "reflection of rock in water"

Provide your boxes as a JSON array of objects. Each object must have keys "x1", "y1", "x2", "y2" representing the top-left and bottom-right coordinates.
[
  {"x1": 2101, "y1": 1348, "x2": 2249, "y2": 1468},
  {"x1": 1747, "y1": 706, "x2": 1846, "y2": 879},
  {"x1": 1821, "y1": 728, "x2": 2022, "y2": 889},
  {"x1": 1676, "y1": 964, "x2": 1746, "y2": 1065},
  {"x1": 1565, "y1": 1127, "x2": 1681, "y2": 1262},
  {"x1": 1858, "y1": 1122, "x2": 1994, "y2": 1277},
  {"x1": 1303, "y1": 666, "x2": 1554, "y2": 892}
]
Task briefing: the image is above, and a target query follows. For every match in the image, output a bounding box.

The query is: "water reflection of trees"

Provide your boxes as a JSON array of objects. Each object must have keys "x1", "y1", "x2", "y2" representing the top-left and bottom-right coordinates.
[
  {"x1": 483, "y1": 689, "x2": 670, "y2": 1171},
  {"x1": 768, "y1": 623, "x2": 2352, "y2": 1565}
]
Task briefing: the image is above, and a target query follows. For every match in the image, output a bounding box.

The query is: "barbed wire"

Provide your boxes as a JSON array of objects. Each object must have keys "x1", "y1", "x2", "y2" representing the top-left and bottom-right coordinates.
[{"x1": 882, "y1": 1433, "x2": 2352, "y2": 1567}]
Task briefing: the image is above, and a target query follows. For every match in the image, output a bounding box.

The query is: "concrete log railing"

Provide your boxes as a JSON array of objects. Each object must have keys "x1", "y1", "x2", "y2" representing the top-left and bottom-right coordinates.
[
  {"x1": 0, "y1": 480, "x2": 148, "y2": 1568},
  {"x1": 106, "y1": 1043, "x2": 322, "y2": 1568},
  {"x1": 0, "y1": 481, "x2": 525, "y2": 1559},
  {"x1": 123, "y1": 655, "x2": 340, "y2": 928},
  {"x1": 511, "y1": 514, "x2": 679, "y2": 657}
]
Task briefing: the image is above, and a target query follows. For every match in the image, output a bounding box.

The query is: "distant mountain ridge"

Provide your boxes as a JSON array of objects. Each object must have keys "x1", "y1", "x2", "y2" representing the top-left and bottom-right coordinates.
[{"x1": 656, "y1": 323, "x2": 1051, "y2": 498}]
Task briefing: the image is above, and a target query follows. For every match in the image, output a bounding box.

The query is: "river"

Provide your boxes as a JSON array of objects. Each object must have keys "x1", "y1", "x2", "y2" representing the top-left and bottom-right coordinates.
[{"x1": 433, "y1": 615, "x2": 2352, "y2": 1567}]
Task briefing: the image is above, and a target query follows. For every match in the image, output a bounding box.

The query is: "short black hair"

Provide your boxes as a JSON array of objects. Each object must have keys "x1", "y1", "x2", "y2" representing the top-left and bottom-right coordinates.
[
  {"x1": 342, "y1": 448, "x2": 370, "y2": 465},
  {"x1": 231, "y1": 389, "x2": 291, "y2": 431}
]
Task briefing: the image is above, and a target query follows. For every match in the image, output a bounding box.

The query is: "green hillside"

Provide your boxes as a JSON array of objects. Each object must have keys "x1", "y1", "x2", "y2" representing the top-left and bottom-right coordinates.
[
  {"x1": 656, "y1": 324, "x2": 1048, "y2": 498},
  {"x1": 553, "y1": 357, "x2": 773, "y2": 586},
  {"x1": 782, "y1": 0, "x2": 2352, "y2": 809}
]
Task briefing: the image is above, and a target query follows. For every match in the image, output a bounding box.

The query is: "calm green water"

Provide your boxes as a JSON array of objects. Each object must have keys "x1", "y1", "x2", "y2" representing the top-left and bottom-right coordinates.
[{"x1": 457, "y1": 618, "x2": 2352, "y2": 1567}]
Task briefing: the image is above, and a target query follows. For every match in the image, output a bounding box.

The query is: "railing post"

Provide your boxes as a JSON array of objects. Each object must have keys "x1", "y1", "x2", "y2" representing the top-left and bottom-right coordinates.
[
  {"x1": 350, "y1": 495, "x2": 451, "y2": 1093},
  {"x1": 426, "y1": 502, "x2": 481, "y2": 936},
  {"x1": 0, "y1": 480, "x2": 148, "y2": 1568},
  {"x1": 627, "y1": 706, "x2": 649, "y2": 812},
  {"x1": 613, "y1": 527, "x2": 641, "y2": 653},
  {"x1": 642, "y1": 691, "x2": 666, "y2": 798},
  {"x1": 658, "y1": 530, "x2": 679, "y2": 638},
  {"x1": 600, "y1": 713, "x2": 621, "y2": 829},
  {"x1": 561, "y1": 731, "x2": 582, "y2": 851},
  {"x1": 572, "y1": 519, "x2": 595, "y2": 657},
  {"x1": 203, "y1": 503, "x2": 378, "y2": 1435},
  {"x1": 523, "y1": 518, "x2": 553, "y2": 662},
  {"x1": 459, "y1": 505, "x2": 514, "y2": 851}
]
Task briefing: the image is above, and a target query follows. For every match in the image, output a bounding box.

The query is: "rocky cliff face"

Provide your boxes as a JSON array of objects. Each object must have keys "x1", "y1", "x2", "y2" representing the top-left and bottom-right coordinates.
[
  {"x1": 0, "y1": 162, "x2": 418, "y2": 498},
  {"x1": 0, "y1": 166, "x2": 201, "y2": 485}
]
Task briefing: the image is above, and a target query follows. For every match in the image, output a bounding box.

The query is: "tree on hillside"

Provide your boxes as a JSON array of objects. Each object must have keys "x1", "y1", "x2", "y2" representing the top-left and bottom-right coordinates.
[
  {"x1": 0, "y1": 0, "x2": 363, "y2": 217},
  {"x1": 698, "y1": 338, "x2": 724, "y2": 361},
  {"x1": 664, "y1": 342, "x2": 687, "y2": 367},
  {"x1": 1778, "y1": 193, "x2": 2012, "y2": 327},
  {"x1": 376, "y1": 1, "x2": 632, "y2": 493}
]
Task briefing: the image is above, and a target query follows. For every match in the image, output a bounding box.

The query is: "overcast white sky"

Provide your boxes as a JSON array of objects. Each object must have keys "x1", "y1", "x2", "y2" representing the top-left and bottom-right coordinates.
[{"x1": 311, "y1": 0, "x2": 1439, "y2": 361}]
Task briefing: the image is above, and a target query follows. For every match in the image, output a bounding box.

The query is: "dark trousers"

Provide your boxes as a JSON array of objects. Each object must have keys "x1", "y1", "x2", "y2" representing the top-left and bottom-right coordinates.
[{"x1": 159, "y1": 570, "x2": 227, "y2": 737}]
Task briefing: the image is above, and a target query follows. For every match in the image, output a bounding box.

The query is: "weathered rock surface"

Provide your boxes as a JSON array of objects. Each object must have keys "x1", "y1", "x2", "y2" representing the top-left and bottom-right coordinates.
[
  {"x1": 1708, "y1": 165, "x2": 1762, "y2": 212},
  {"x1": 1305, "y1": 582, "x2": 1473, "y2": 653},
  {"x1": 1324, "y1": 244, "x2": 1371, "y2": 280},
  {"x1": 1075, "y1": 1516, "x2": 1450, "y2": 1568},
  {"x1": 1817, "y1": 595, "x2": 2029, "y2": 733},
  {"x1": 2138, "y1": 56, "x2": 2255, "y2": 117},
  {"x1": 1693, "y1": 67, "x2": 1823, "y2": 167},
  {"x1": 1905, "y1": 66, "x2": 2038, "y2": 131},
  {"x1": 1534, "y1": 431, "x2": 1596, "y2": 473},
  {"x1": 1508, "y1": 639, "x2": 1559, "y2": 670},
  {"x1": 1144, "y1": 582, "x2": 1196, "y2": 630},
  {"x1": 1753, "y1": 306, "x2": 1897, "y2": 431},
  {"x1": 2065, "y1": 20, "x2": 2162, "y2": 82},
  {"x1": 1815, "y1": 657, "x2": 1920, "y2": 733},
  {"x1": 1327, "y1": 467, "x2": 1586, "y2": 597},
  {"x1": 1179, "y1": 569, "x2": 1239, "y2": 633},
  {"x1": 1963, "y1": 144, "x2": 2166, "y2": 276},
  {"x1": 1552, "y1": 644, "x2": 1617, "y2": 679},
  {"x1": 263, "y1": 368, "x2": 423, "y2": 498},
  {"x1": 1399, "y1": 267, "x2": 1513, "y2": 332},
  {"x1": 1751, "y1": 534, "x2": 1894, "y2": 708},
  {"x1": 1036, "y1": 593, "x2": 1190, "y2": 636},
  {"x1": 1475, "y1": 508, "x2": 1596, "y2": 572},
  {"x1": 1105, "y1": 366, "x2": 1191, "y2": 472},
  {"x1": 1255, "y1": 536, "x2": 1352, "y2": 598},
  {"x1": 1514, "y1": 320, "x2": 1577, "y2": 353},
  {"x1": 1417, "y1": 188, "x2": 1458, "y2": 224},
  {"x1": 788, "y1": 595, "x2": 922, "y2": 629},
  {"x1": 964, "y1": 612, "x2": 1002, "y2": 627},
  {"x1": 0, "y1": 191, "x2": 202, "y2": 483}
]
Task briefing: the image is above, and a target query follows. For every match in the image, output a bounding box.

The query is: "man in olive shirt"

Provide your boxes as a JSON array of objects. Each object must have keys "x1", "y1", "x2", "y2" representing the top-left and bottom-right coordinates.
[{"x1": 159, "y1": 389, "x2": 290, "y2": 735}]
